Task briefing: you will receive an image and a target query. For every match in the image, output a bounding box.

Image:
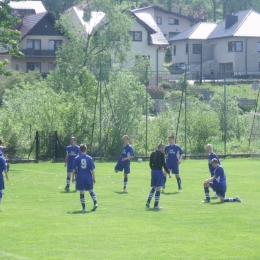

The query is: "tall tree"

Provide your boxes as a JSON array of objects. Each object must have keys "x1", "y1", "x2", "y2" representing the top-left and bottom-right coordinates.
[
  {"x1": 40, "y1": 0, "x2": 75, "y2": 18},
  {"x1": 0, "y1": 0, "x2": 23, "y2": 76}
]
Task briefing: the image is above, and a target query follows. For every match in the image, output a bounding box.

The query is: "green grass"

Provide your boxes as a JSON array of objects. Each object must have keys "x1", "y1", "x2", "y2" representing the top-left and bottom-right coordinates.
[{"x1": 1, "y1": 159, "x2": 259, "y2": 260}]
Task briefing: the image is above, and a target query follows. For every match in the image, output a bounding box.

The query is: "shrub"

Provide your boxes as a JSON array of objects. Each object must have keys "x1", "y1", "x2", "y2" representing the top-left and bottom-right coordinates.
[
  {"x1": 159, "y1": 81, "x2": 172, "y2": 90},
  {"x1": 147, "y1": 86, "x2": 166, "y2": 99}
]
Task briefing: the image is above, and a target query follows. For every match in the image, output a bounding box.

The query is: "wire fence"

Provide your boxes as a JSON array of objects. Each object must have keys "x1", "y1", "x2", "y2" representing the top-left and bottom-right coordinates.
[{"x1": 4, "y1": 66, "x2": 260, "y2": 160}]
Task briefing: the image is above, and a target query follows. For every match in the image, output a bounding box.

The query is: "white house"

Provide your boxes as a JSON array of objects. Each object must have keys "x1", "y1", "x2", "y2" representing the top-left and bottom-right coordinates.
[{"x1": 169, "y1": 10, "x2": 260, "y2": 79}]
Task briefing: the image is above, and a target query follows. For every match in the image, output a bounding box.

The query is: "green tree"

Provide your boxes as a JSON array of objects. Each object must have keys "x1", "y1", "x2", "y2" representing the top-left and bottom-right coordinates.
[
  {"x1": 40, "y1": 0, "x2": 75, "y2": 18},
  {"x1": 48, "y1": 0, "x2": 133, "y2": 92},
  {"x1": 0, "y1": 0, "x2": 23, "y2": 76}
]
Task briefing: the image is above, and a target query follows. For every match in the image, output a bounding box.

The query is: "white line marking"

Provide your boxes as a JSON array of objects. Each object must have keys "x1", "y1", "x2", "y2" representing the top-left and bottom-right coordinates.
[{"x1": 0, "y1": 251, "x2": 31, "y2": 260}]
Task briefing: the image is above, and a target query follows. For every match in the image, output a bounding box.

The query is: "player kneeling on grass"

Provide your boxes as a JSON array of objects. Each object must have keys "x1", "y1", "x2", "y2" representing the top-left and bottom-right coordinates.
[
  {"x1": 72, "y1": 144, "x2": 98, "y2": 212},
  {"x1": 202, "y1": 158, "x2": 242, "y2": 203},
  {"x1": 146, "y1": 142, "x2": 170, "y2": 209}
]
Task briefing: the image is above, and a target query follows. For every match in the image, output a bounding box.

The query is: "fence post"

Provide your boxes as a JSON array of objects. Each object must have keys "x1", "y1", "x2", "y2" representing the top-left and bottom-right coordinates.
[
  {"x1": 54, "y1": 131, "x2": 58, "y2": 160},
  {"x1": 36, "y1": 131, "x2": 39, "y2": 160}
]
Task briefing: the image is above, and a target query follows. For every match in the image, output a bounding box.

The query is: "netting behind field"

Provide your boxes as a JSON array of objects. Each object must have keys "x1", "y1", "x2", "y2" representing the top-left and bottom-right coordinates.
[{"x1": 249, "y1": 113, "x2": 260, "y2": 155}]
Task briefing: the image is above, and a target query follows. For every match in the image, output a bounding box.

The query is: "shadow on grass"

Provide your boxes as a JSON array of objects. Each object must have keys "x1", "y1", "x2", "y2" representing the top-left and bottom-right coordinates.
[
  {"x1": 113, "y1": 191, "x2": 128, "y2": 194},
  {"x1": 60, "y1": 190, "x2": 77, "y2": 194},
  {"x1": 67, "y1": 210, "x2": 91, "y2": 214},
  {"x1": 145, "y1": 208, "x2": 163, "y2": 212},
  {"x1": 162, "y1": 192, "x2": 180, "y2": 195}
]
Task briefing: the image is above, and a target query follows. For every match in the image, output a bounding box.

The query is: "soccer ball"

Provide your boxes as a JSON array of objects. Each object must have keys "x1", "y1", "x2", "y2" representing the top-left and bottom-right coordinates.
[{"x1": 138, "y1": 158, "x2": 142, "y2": 163}]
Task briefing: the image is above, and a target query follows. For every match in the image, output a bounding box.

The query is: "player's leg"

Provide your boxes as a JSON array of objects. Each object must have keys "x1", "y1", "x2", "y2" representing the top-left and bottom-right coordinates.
[
  {"x1": 65, "y1": 166, "x2": 72, "y2": 191},
  {"x1": 162, "y1": 170, "x2": 167, "y2": 192},
  {"x1": 154, "y1": 170, "x2": 164, "y2": 209},
  {"x1": 123, "y1": 168, "x2": 130, "y2": 192},
  {"x1": 202, "y1": 182, "x2": 212, "y2": 202},
  {"x1": 174, "y1": 173, "x2": 182, "y2": 191},
  {"x1": 146, "y1": 171, "x2": 156, "y2": 208},
  {"x1": 0, "y1": 190, "x2": 2, "y2": 210},
  {"x1": 219, "y1": 191, "x2": 242, "y2": 202},
  {"x1": 80, "y1": 191, "x2": 86, "y2": 212},
  {"x1": 89, "y1": 188, "x2": 98, "y2": 211}
]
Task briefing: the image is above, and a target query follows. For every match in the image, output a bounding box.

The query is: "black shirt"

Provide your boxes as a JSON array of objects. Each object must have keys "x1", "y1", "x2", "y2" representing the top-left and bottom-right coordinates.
[{"x1": 149, "y1": 150, "x2": 169, "y2": 173}]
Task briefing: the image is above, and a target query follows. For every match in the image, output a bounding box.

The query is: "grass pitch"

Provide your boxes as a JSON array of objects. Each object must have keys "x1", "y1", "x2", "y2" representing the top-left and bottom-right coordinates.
[{"x1": 0, "y1": 158, "x2": 259, "y2": 260}]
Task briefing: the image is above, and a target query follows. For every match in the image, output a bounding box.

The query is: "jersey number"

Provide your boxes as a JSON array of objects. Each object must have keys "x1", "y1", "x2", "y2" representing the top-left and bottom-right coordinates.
[{"x1": 81, "y1": 159, "x2": 87, "y2": 169}]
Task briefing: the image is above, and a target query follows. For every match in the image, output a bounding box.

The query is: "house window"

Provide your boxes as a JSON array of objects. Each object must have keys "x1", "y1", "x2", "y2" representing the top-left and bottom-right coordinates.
[
  {"x1": 130, "y1": 31, "x2": 142, "y2": 41},
  {"x1": 173, "y1": 45, "x2": 176, "y2": 56},
  {"x1": 228, "y1": 41, "x2": 243, "y2": 52},
  {"x1": 155, "y1": 17, "x2": 162, "y2": 25},
  {"x1": 27, "y1": 62, "x2": 41, "y2": 72},
  {"x1": 49, "y1": 40, "x2": 62, "y2": 55},
  {"x1": 257, "y1": 42, "x2": 260, "y2": 52},
  {"x1": 168, "y1": 32, "x2": 179, "y2": 38},
  {"x1": 15, "y1": 64, "x2": 19, "y2": 70},
  {"x1": 27, "y1": 39, "x2": 41, "y2": 50},
  {"x1": 169, "y1": 18, "x2": 179, "y2": 25},
  {"x1": 192, "y1": 44, "x2": 202, "y2": 54},
  {"x1": 186, "y1": 44, "x2": 189, "y2": 54},
  {"x1": 48, "y1": 62, "x2": 55, "y2": 71}
]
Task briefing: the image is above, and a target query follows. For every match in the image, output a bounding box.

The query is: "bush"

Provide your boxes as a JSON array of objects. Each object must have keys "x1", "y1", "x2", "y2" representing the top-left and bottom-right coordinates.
[
  {"x1": 159, "y1": 81, "x2": 172, "y2": 90},
  {"x1": 147, "y1": 86, "x2": 166, "y2": 99}
]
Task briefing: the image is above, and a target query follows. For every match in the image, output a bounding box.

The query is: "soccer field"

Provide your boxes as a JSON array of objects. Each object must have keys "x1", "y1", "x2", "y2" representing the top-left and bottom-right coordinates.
[{"x1": 0, "y1": 159, "x2": 259, "y2": 260}]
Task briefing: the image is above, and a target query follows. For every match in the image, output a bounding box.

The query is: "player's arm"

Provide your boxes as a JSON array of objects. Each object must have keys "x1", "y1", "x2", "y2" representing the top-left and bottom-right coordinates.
[
  {"x1": 91, "y1": 170, "x2": 96, "y2": 184},
  {"x1": 64, "y1": 153, "x2": 68, "y2": 167},
  {"x1": 178, "y1": 153, "x2": 183, "y2": 164},
  {"x1": 4, "y1": 169, "x2": 9, "y2": 180},
  {"x1": 205, "y1": 175, "x2": 216, "y2": 183},
  {"x1": 71, "y1": 169, "x2": 76, "y2": 183},
  {"x1": 161, "y1": 154, "x2": 170, "y2": 175}
]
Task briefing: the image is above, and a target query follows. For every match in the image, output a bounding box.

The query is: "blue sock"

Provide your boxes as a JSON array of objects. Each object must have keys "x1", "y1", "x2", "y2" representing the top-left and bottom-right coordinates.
[
  {"x1": 66, "y1": 177, "x2": 70, "y2": 187},
  {"x1": 90, "y1": 192, "x2": 97, "y2": 205},
  {"x1": 224, "y1": 198, "x2": 237, "y2": 202},
  {"x1": 147, "y1": 188, "x2": 155, "y2": 203},
  {"x1": 80, "y1": 194, "x2": 85, "y2": 209},
  {"x1": 0, "y1": 192, "x2": 2, "y2": 203},
  {"x1": 204, "y1": 187, "x2": 210, "y2": 201},
  {"x1": 177, "y1": 177, "x2": 182, "y2": 189},
  {"x1": 154, "y1": 190, "x2": 161, "y2": 207},
  {"x1": 123, "y1": 177, "x2": 128, "y2": 189}
]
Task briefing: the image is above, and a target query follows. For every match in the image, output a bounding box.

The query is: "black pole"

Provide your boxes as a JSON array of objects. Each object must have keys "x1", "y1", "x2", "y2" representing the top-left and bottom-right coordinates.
[{"x1": 36, "y1": 131, "x2": 39, "y2": 160}]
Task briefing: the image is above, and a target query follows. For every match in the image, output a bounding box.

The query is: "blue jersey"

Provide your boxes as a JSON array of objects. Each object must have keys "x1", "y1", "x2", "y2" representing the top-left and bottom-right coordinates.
[
  {"x1": 213, "y1": 165, "x2": 226, "y2": 191},
  {"x1": 0, "y1": 147, "x2": 4, "y2": 157},
  {"x1": 73, "y1": 154, "x2": 95, "y2": 184},
  {"x1": 66, "y1": 145, "x2": 80, "y2": 166},
  {"x1": 117, "y1": 144, "x2": 134, "y2": 168},
  {"x1": 208, "y1": 152, "x2": 220, "y2": 174},
  {"x1": 0, "y1": 157, "x2": 7, "y2": 190},
  {"x1": 165, "y1": 144, "x2": 183, "y2": 167}
]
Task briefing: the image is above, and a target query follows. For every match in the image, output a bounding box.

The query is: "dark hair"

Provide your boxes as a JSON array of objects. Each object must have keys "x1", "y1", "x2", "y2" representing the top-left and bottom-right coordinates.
[{"x1": 80, "y1": 144, "x2": 87, "y2": 152}]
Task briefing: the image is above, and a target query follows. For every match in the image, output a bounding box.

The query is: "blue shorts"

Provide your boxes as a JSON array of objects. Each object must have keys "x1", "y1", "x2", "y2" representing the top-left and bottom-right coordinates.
[
  {"x1": 0, "y1": 173, "x2": 4, "y2": 190},
  {"x1": 209, "y1": 182, "x2": 226, "y2": 198},
  {"x1": 67, "y1": 165, "x2": 73, "y2": 174},
  {"x1": 115, "y1": 164, "x2": 130, "y2": 174},
  {"x1": 167, "y1": 165, "x2": 179, "y2": 174},
  {"x1": 151, "y1": 170, "x2": 164, "y2": 188},
  {"x1": 76, "y1": 181, "x2": 93, "y2": 191}
]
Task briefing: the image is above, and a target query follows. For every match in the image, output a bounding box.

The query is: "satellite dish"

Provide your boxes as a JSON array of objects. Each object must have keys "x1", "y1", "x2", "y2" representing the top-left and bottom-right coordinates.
[{"x1": 252, "y1": 82, "x2": 259, "y2": 90}]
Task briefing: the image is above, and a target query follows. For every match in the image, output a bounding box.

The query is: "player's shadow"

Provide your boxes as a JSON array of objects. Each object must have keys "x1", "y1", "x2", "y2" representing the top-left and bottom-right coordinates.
[
  {"x1": 60, "y1": 190, "x2": 77, "y2": 194},
  {"x1": 162, "y1": 192, "x2": 180, "y2": 195},
  {"x1": 113, "y1": 191, "x2": 128, "y2": 194},
  {"x1": 67, "y1": 210, "x2": 91, "y2": 214},
  {"x1": 145, "y1": 208, "x2": 163, "y2": 212},
  {"x1": 209, "y1": 202, "x2": 224, "y2": 205}
]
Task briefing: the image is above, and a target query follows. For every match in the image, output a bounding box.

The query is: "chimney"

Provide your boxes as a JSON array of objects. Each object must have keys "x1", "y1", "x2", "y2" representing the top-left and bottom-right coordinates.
[{"x1": 225, "y1": 14, "x2": 238, "y2": 29}]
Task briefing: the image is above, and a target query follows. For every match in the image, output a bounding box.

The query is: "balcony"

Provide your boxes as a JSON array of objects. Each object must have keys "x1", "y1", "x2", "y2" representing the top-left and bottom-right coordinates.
[{"x1": 19, "y1": 49, "x2": 57, "y2": 58}]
